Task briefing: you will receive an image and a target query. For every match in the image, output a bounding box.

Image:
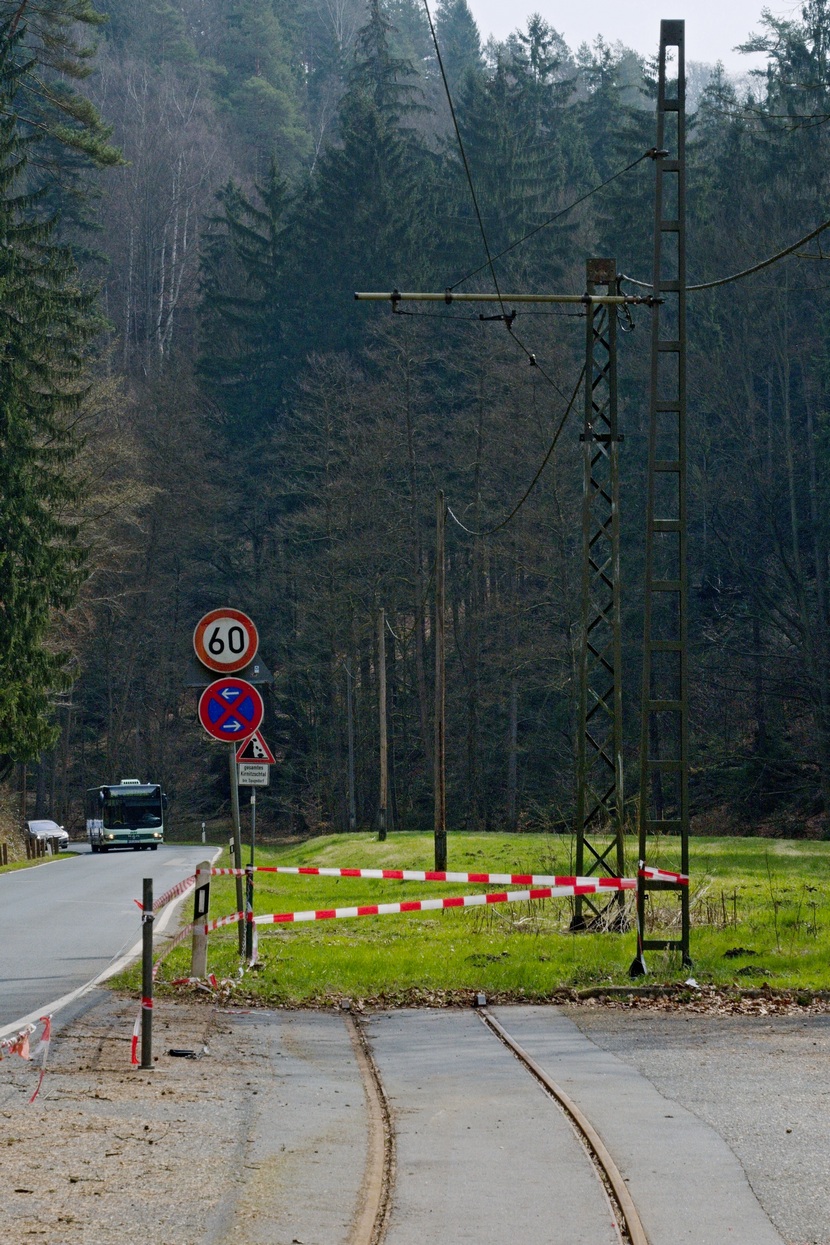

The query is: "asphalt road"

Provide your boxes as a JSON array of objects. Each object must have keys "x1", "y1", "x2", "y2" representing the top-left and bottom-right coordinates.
[
  {"x1": 564, "y1": 1004, "x2": 830, "y2": 1245},
  {"x1": 0, "y1": 843, "x2": 217, "y2": 1035}
]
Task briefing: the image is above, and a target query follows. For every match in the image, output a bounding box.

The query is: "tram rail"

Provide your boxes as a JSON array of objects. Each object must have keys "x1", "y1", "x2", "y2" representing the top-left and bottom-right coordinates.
[{"x1": 349, "y1": 1005, "x2": 649, "y2": 1245}]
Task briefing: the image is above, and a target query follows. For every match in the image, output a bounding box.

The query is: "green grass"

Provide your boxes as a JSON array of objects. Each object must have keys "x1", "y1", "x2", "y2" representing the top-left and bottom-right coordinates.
[
  {"x1": 122, "y1": 833, "x2": 830, "y2": 1004},
  {"x1": 0, "y1": 852, "x2": 76, "y2": 873}
]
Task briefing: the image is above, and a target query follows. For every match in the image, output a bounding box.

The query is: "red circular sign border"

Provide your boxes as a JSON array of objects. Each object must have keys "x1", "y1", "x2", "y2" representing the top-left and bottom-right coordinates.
[
  {"x1": 198, "y1": 677, "x2": 264, "y2": 742},
  {"x1": 193, "y1": 608, "x2": 259, "y2": 674}
]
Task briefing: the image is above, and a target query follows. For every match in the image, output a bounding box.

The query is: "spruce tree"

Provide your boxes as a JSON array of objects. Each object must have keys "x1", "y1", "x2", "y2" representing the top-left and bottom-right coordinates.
[
  {"x1": 198, "y1": 161, "x2": 292, "y2": 438},
  {"x1": 434, "y1": 0, "x2": 483, "y2": 93},
  {"x1": 0, "y1": 21, "x2": 98, "y2": 772}
]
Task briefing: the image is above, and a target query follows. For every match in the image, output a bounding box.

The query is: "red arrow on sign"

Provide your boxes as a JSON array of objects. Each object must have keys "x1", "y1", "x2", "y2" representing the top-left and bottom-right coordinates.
[{"x1": 236, "y1": 729, "x2": 276, "y2": 764}]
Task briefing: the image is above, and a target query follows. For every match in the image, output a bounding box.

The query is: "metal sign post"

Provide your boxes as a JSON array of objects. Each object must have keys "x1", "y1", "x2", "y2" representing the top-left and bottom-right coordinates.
[
  {"x1": 229, "y1": 745, "x2": 245, "y2": 954},
  {"x1": 140, "y1": 878, "x2": 153, "y2": 1070},
  {"x1": 245, "y1": 856, "x2": 254, "y2": 960},
  {"x1": 193, "y1": 609, "x2": 269, "y2": 960}
]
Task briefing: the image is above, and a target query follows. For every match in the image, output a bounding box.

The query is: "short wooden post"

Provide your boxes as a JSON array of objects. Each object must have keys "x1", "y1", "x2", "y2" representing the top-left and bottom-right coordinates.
[
  {"x1": 378, "y1": 608, "x2": 388, "y2": 841},
  {"x1": 434, "y1": 492, "x2": 447, "y2": 871}
]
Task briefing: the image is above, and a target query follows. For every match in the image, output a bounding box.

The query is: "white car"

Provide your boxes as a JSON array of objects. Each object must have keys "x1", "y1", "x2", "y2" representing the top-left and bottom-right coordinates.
[{"x1": 26, "y1": 819, "x2": 70, "y2": 852}]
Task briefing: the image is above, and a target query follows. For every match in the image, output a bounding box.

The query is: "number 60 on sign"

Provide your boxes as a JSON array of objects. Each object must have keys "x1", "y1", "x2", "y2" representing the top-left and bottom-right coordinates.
[{"x1": 193, "y1": 608, "x2": 259, "y2": 674}]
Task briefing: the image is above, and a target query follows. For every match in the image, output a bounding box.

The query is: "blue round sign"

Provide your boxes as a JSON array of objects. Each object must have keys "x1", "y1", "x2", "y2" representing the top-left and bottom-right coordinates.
[{"x1": 198, "y1": 677, "x2": 264, "y2": 741}]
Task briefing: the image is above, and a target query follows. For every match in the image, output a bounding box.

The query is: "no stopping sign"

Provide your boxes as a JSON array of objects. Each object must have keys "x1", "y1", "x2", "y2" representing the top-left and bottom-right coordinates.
[
  {"x1": 194, "y1": 609, "x2": 259, "y2": 674},
  {"x1": 198, "y1": 678, "x2": 264, "y2": 741}
]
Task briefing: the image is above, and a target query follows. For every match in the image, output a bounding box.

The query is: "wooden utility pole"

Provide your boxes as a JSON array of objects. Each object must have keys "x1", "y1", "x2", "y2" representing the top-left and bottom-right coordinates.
[
  {"x1": 377, "y1": 609, "x2": 388, "y2": 840},
  {"x1": 346, "y1": 662, "x2": 357, "y2": 831},
  {"x1": 434, "y1": 492, "x2": 447, "y2": 870}
]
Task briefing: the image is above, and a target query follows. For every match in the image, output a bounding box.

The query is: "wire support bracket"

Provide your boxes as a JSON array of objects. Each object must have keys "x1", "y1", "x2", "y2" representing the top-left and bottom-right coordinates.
[{"x1": 355, "y1": 289, "x2": 661, "y2": 307}]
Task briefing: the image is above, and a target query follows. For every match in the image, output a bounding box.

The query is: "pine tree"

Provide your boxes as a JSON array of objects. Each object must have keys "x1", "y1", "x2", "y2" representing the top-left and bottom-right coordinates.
[
  {"x1": 1, "y1": 0, "x2": 121, "y2": 169},
  {"x1": 0, "y1": 21, "x2": 99, "y2": 772}
]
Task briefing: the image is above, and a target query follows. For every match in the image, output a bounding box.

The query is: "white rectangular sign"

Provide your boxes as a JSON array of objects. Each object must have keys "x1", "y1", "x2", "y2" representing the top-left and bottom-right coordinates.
[{"x1": 237, "y1": 763, "x2": 270, "y2": 786}]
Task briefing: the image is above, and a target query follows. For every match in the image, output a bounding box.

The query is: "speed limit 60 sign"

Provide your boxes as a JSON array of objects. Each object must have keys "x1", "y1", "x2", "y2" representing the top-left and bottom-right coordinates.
[{"x1": 194, "y1": 608, "x2": 259, "y2": 674}]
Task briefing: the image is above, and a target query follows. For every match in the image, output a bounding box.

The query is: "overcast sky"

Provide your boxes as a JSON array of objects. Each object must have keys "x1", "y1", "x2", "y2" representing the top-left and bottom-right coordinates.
[{"x1": 464, "y1": 1, "x2": 803, "y2": 71}]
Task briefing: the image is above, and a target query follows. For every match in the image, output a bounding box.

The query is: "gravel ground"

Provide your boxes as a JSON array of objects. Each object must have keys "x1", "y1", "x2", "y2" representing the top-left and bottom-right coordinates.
[
  {"x1": 564, "y1": 1003, "x2": 830, "y2": 1245},
  {"x1": 2, "y1": 992, "x2": 828, "y2": 1245},
  {"x1": 0, "y1": 996, "x2": 249, "y2": 1245}
]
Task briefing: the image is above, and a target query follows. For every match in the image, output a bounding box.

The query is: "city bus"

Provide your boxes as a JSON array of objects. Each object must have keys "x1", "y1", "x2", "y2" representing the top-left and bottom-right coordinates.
[{"x1": 85, "y1": 779, "x2": 168, "y2": 852}]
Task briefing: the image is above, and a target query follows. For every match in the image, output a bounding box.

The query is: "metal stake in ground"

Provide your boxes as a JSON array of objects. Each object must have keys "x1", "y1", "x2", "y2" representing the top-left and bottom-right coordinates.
[{"x1": 141, "y1": 878, "x2": 153, "y2": 1070}]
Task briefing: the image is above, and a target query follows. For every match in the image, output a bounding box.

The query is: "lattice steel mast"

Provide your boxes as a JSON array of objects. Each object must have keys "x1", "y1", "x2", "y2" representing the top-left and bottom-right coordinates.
[
  {"x1": 631, "y1": 20, "x2": 690, "y2": 973},
  {"x1": 572, "y1": 258, "x2": 625, "y2": 930}
]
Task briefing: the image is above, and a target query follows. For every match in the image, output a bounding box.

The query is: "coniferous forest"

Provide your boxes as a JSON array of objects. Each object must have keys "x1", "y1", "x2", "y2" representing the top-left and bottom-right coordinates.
[{"x1": 5, "y1": 0, "x2": 830, "y2": 840}]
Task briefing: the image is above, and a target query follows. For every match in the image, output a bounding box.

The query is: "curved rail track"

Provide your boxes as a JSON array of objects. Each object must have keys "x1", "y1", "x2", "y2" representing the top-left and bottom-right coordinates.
[{"x1": 348, "y1": 1006, "x2": 648, "y2": 1245}]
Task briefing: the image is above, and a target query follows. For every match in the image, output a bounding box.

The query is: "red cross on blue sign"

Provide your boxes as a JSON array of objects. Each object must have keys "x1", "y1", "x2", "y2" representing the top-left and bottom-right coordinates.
[{"x1": 198, "y1": 677, "x2": 264, "y2": 742}]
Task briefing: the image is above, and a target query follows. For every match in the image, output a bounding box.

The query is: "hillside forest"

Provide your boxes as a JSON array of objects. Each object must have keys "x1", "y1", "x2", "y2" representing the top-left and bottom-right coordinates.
[{"x1": 4, "y1": 0, "x2": 830, "y2": 842}]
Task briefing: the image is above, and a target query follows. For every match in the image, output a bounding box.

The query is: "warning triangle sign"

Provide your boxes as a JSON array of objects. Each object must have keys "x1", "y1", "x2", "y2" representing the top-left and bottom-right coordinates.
[{"x1": 236, "y1": 729, "x2": 276, "y2": 764}]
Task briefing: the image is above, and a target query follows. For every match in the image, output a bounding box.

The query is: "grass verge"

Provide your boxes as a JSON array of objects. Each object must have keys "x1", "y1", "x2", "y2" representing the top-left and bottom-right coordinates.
[{"x1": 116, "y1": 833, "x2": 830, "y2": 1004}]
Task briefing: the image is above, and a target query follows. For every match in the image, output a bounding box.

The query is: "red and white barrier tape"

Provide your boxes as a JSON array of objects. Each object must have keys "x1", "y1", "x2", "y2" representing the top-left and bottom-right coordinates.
[
  {"x1": 199, "y1": 880, "x2": 635, "y2": 932},
  {"x1": 153, "y1": 874, "x2": 196, "y2": 912},
  {"x1": 130, "y1": 996, "x2": 153, "y2": 1067},
  {"x1": 638, "y1": 866, "x2": 689, "y2": 885},
  {"x1": 211, "y1": 865, "x2": 638, "y2": 887},
  {"x1": 152, "y1": 922, "x2": 194, "y2": 979},
  {"x1": 0, "y1": 1015, "x2": 52, "y2": 1102}
]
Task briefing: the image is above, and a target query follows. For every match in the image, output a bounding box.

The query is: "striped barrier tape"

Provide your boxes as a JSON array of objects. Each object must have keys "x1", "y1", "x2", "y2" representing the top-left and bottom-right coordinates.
[
  {"x1": 0, "y1": 1015, "x2": 52, "y2": 1103},
  {"x1": 152, "y1": 922, "x2": 195, "y2": 979},
  {"x1": 153, "y1": 874, "x2": 197, "y2": 913},
  {"x1": 638, "y1": 866, "x2": 688, "y2": 885},
  {"x1": 200, "y1": 879, "x2": 636, "y2": 933},
  {"x1": 130, "y1": 996, "x2": 153, "y2": 1067},
  {"x1": 211, "y1": 865, "x2": 651, "y2": 887}
]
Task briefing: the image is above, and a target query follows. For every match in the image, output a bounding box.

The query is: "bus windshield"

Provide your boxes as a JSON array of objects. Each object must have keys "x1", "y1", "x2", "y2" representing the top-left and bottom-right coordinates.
[{"x1": 101, "y1": 788, "x2": 163, "y2": 830}]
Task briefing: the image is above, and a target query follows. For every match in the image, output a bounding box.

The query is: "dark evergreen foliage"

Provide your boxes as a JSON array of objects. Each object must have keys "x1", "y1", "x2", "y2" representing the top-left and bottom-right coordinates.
[{"x1": 0, "y1": 22, "x2": 97, "y2": 771}]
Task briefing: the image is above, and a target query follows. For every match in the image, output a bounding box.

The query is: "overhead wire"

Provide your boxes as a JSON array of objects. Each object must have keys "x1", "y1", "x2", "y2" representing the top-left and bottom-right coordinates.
[
  {"x1": 421, "y1": 0, "x2": 507, "y2": 320},
  {"x1": 416, "y1": 3, "x2": 599, "y2": 531},
  {"x1": 421, "y1": 0, "x2": 582, "y2": 398},
  {"x1": 445, "y1": 362, "x2": 585, "y2": 538},
  {"x1": 621, "y1": 213, "x2": 830, "y2": 293}
]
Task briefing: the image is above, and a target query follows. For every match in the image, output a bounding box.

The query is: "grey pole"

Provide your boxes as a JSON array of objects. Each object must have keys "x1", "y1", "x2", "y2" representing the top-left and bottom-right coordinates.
[
  {"x1": 140, "y1": 877, "x2": 153, "y2": 1070},
  {"x1": 229, "y1": 744, "x2": 245, "y2": 955},
  {"x1": 245, "y1": 789, "x2": 256, "y2": 959}
]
